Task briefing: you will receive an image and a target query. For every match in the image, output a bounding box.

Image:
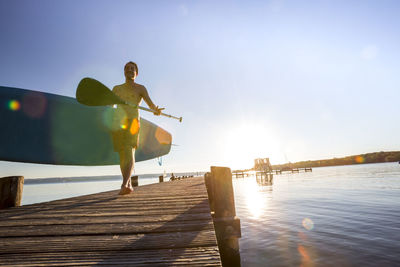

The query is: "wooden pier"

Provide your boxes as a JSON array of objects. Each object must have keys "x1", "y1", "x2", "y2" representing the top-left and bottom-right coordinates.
[
  {"x1": 0, "y1": 176, "x2": 228, "y2": 266},
  {"x1": 270, "y1": 167, "x2": 313, "y2": 174},
  {"x1": 232, "y1": 171, "x2": 248, "y2": 178},
  {"x1": 289, "y1": 167, "x2": 312, "y2": 173}
]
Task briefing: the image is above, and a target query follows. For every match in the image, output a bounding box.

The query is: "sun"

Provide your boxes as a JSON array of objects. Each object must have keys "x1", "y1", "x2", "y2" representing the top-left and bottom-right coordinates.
[{"x1": 220, "y1": 122, "x2": 282, "y2": 169}]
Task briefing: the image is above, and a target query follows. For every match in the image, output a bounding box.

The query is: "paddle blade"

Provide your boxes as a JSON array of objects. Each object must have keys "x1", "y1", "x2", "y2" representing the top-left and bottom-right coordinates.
[{"x1": 76, "y1": 77, "x2": 125, "y2": 106}]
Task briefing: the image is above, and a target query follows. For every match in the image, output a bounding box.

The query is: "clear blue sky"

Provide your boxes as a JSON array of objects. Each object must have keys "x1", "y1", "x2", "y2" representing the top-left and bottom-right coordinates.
[{"x1": 1, "y1": 0, "x2": 400, "y2": 178}]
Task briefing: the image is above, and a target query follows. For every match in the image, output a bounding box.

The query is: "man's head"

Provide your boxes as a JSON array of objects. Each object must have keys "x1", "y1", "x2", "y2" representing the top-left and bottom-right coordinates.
[{"x1": 124, "y1": 61, "x2": 138, "y2": 80}]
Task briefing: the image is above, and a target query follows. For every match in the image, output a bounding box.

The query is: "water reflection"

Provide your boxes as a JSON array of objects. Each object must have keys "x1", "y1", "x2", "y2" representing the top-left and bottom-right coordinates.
[
  {"x1": 239, "y1": 175, "x2": 273, "y2": 219},
  {"x1": 297, "y1": 245, "x2": 312, "y2": 267},
  {"x1": 256, "y1": 173, "x2": 273, "y2": 186}
]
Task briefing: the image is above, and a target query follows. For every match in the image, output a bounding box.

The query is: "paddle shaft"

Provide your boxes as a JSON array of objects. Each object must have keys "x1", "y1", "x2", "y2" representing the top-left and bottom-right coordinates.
[{"x1": 136, "y1": 105, "x2": 182, "y2": 122}]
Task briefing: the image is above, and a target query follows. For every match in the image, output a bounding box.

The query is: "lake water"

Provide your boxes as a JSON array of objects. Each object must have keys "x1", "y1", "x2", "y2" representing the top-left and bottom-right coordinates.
[
  {"x1": 21, "y1": 163, "x2": 400, "y2": 266},
  {"x1": 235, "y1": 163, "x2": 400, "y2": 267}
]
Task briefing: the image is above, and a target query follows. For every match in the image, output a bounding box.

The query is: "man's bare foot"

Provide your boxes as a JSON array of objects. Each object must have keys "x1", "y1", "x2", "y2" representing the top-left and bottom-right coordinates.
[{"x1": 118, "y1": 186, "x2": 134, "y2": 195}]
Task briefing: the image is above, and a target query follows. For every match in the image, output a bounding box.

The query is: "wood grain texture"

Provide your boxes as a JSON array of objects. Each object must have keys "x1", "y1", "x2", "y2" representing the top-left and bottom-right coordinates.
[
  {"x1": 0, "y1": 247, "x2": 221, "y2": 266},
  {"x1": 0, "y1": 177, "x2": 221, "y2": 266}
]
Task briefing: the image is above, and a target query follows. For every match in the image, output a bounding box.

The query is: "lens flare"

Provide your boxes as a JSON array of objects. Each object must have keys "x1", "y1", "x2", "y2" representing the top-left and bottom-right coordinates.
[
  {"x1": 130, "y1": 118, "x2": 140, "y2": 135},
  {"x1": 101, "y1": 108, "x2": 115, "y2": 130},
  {"x1": 22, "y1": 92, "x2": 47, "y2": 118},
  {"x1": 111, "y1": 107, "x2": 128, "y2": 131},
  {"x1": 119, "y1": 117, "x2": 130, "y2": 130},
  {"x1": 355, "y1": 156, "x2": 365, "y2": 163},
  {"x1": 8, "y1": 100, "x2": 20, "y2": 111},
  {"x1": 298, "y1": 245, "x2": 311, "y2": 262},
  {"x1": 302, "y1": 218, "x2": 314, "y2": 230}
]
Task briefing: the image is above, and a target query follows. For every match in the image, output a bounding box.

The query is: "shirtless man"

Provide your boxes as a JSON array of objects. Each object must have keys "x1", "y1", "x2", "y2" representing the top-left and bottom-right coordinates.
[{"x1": 112, "y1": 61, "x2": 163, "y2": 195}]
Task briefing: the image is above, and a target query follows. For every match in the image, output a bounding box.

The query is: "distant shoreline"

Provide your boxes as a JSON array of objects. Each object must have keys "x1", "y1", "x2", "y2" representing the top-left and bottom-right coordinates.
[
  {"x1": 24, "y1": 175, "x2": 121, "y2": 185},
  {"x1": 271, "y1": 151, "x2": 400, "y2": 171}
]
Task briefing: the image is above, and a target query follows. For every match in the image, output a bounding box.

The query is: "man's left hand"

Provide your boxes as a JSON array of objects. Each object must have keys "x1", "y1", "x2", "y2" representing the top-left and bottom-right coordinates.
[{"x1": 154, "y1": 106, "x2": 164, "y2": 116}]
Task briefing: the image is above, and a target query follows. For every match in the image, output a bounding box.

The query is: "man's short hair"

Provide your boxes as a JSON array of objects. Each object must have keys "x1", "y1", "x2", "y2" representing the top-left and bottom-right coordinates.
[{"x1": 125, "y1": 61, "x2": 138, "y2": 75}]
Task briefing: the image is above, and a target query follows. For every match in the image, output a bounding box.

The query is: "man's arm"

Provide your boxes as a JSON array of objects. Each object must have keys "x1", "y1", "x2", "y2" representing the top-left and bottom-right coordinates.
[{"x1": 140, "y1": 85, "x2": 163, "y2": 115}]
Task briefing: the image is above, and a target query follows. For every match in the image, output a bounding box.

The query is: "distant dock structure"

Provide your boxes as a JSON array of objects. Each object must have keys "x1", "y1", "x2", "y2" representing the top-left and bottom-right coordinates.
[
  {"x1": 231, "y1": 170, "x2": 249, "y2": 178},
  {"x1": 290, "y1": 167, "x2": 312, "y2": 173},
  {"x1": 256, "y1": 158, "x2": 312, "y2": 175},
  {"x1": 254, "y1": 158, "x2": 273, "y2": 184},
  {"x1": 232, "y1": 158, "x2": 313, "y2": 180},
  {"x1": 254, "y1": 158, "x2": 272, "y2": 173}
]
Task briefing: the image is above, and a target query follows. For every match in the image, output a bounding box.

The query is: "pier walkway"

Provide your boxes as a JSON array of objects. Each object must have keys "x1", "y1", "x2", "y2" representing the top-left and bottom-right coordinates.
[{"x1": 0, "y1": 177, "x2": 221, "y2": 266}]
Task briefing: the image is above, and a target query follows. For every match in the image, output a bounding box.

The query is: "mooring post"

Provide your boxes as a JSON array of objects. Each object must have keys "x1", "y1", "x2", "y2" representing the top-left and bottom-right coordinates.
[
  {"x1": 206, "y1": 166, "x2": 241, "y2": 267},
  {"x1": 159, "y1": 175, "x2": 164, "y2": 183},
  {"x1": 131, "y1": 175, "x2": 139, "y2": 187},
  {"x1": 204, "y1": 172, "x2": 215, "y2": 213},
  {"x1": 265, "y1": 172, "x2": 273, "y2": 183},
  {"x1": 0, "y1": 176, "x2": 24, "y2": 209}
]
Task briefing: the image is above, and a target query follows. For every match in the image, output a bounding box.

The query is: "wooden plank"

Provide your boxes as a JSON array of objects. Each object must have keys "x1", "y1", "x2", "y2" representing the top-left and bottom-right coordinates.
[
  {"x1": 0, "y1": 199, "x2": 210, "y2": 216},
  {"x1": 0, "y1": 201, "x2": 210, "y2": 215},
  {"x1": 0, "y1": 208, "x2": 212, "y2": 220},
  {"x1": 1, "y1": 196, "x2": 208, "y2": 210},
  {"x1": 1, "y1": 197, "x2": 209, "y2": 211},
  {"x1": 0, "y1": 199, "x2": 210, "y2": 219},
  {"x1": 0, "y1": 213, "x2": 212, "y2": 227},
  {"x1": 0, "y1": 230, "x2": 218, "y2": 254},
  {"x1": 0, "y1": 247, "x2": 221, "y2": 266},
  {"x1": 1, "y1": 197, "x2": 209, "y2": 214},
  {"x1": 0, "y1": 220, "x2": 214, "y2": 237}
]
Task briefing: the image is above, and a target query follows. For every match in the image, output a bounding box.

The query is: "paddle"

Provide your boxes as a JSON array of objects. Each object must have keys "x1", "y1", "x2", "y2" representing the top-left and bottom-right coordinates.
[{"x1": 76, "y1": 78, "x2": 182, "y2": 122}]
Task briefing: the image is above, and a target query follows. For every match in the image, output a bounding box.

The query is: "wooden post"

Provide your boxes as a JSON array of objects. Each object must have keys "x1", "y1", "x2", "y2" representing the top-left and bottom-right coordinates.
[
  {"x1": 159, "y1": 175, "x2": 164, "y2": 183},
  {"x1": 206, "y1": 166, "x2": 241, "y2": 267},
  {"x1": 131, "y1": 175, "x2": 139, "y2": 187},
  {"x1": 0, "y1": 176, "x2": 24, "y2": 209},
  {"x1": 204, "y1": 172, "x2": 214, "y2": 213}
]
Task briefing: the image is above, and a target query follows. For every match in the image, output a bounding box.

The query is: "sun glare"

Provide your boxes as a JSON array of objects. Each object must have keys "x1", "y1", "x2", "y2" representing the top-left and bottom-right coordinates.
[
  {"x1": 244, "y1": 179, "x2": 267, "y2": 218},
  {"x1": 221, "y1": 122, "x2": 281, "y2": 169}
]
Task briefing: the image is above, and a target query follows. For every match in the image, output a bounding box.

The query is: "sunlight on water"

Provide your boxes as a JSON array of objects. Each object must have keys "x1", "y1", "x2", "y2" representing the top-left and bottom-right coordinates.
[
  {"x1": 297, "y1": 245, "x2": 311, "y2": 266},
  {"x1": 243, "y1": 179, "x2": 267, "y2": 219}
]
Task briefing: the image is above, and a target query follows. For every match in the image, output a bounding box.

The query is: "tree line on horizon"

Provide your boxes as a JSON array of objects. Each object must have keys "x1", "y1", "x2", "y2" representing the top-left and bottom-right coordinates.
[{"x1": 271, "y1": 151, "x2": 400, "y2": 171}]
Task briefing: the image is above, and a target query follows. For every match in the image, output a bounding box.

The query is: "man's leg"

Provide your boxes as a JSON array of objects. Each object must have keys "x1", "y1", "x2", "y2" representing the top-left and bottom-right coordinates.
[{"x1": 118, "y1": 147, "x2": 135, "y2": 194}]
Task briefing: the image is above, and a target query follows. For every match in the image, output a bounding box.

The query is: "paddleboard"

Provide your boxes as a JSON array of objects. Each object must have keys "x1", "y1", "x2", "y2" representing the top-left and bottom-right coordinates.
[{"x1": 0, "y1": 86, "x2": 172, "y2": 165}]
